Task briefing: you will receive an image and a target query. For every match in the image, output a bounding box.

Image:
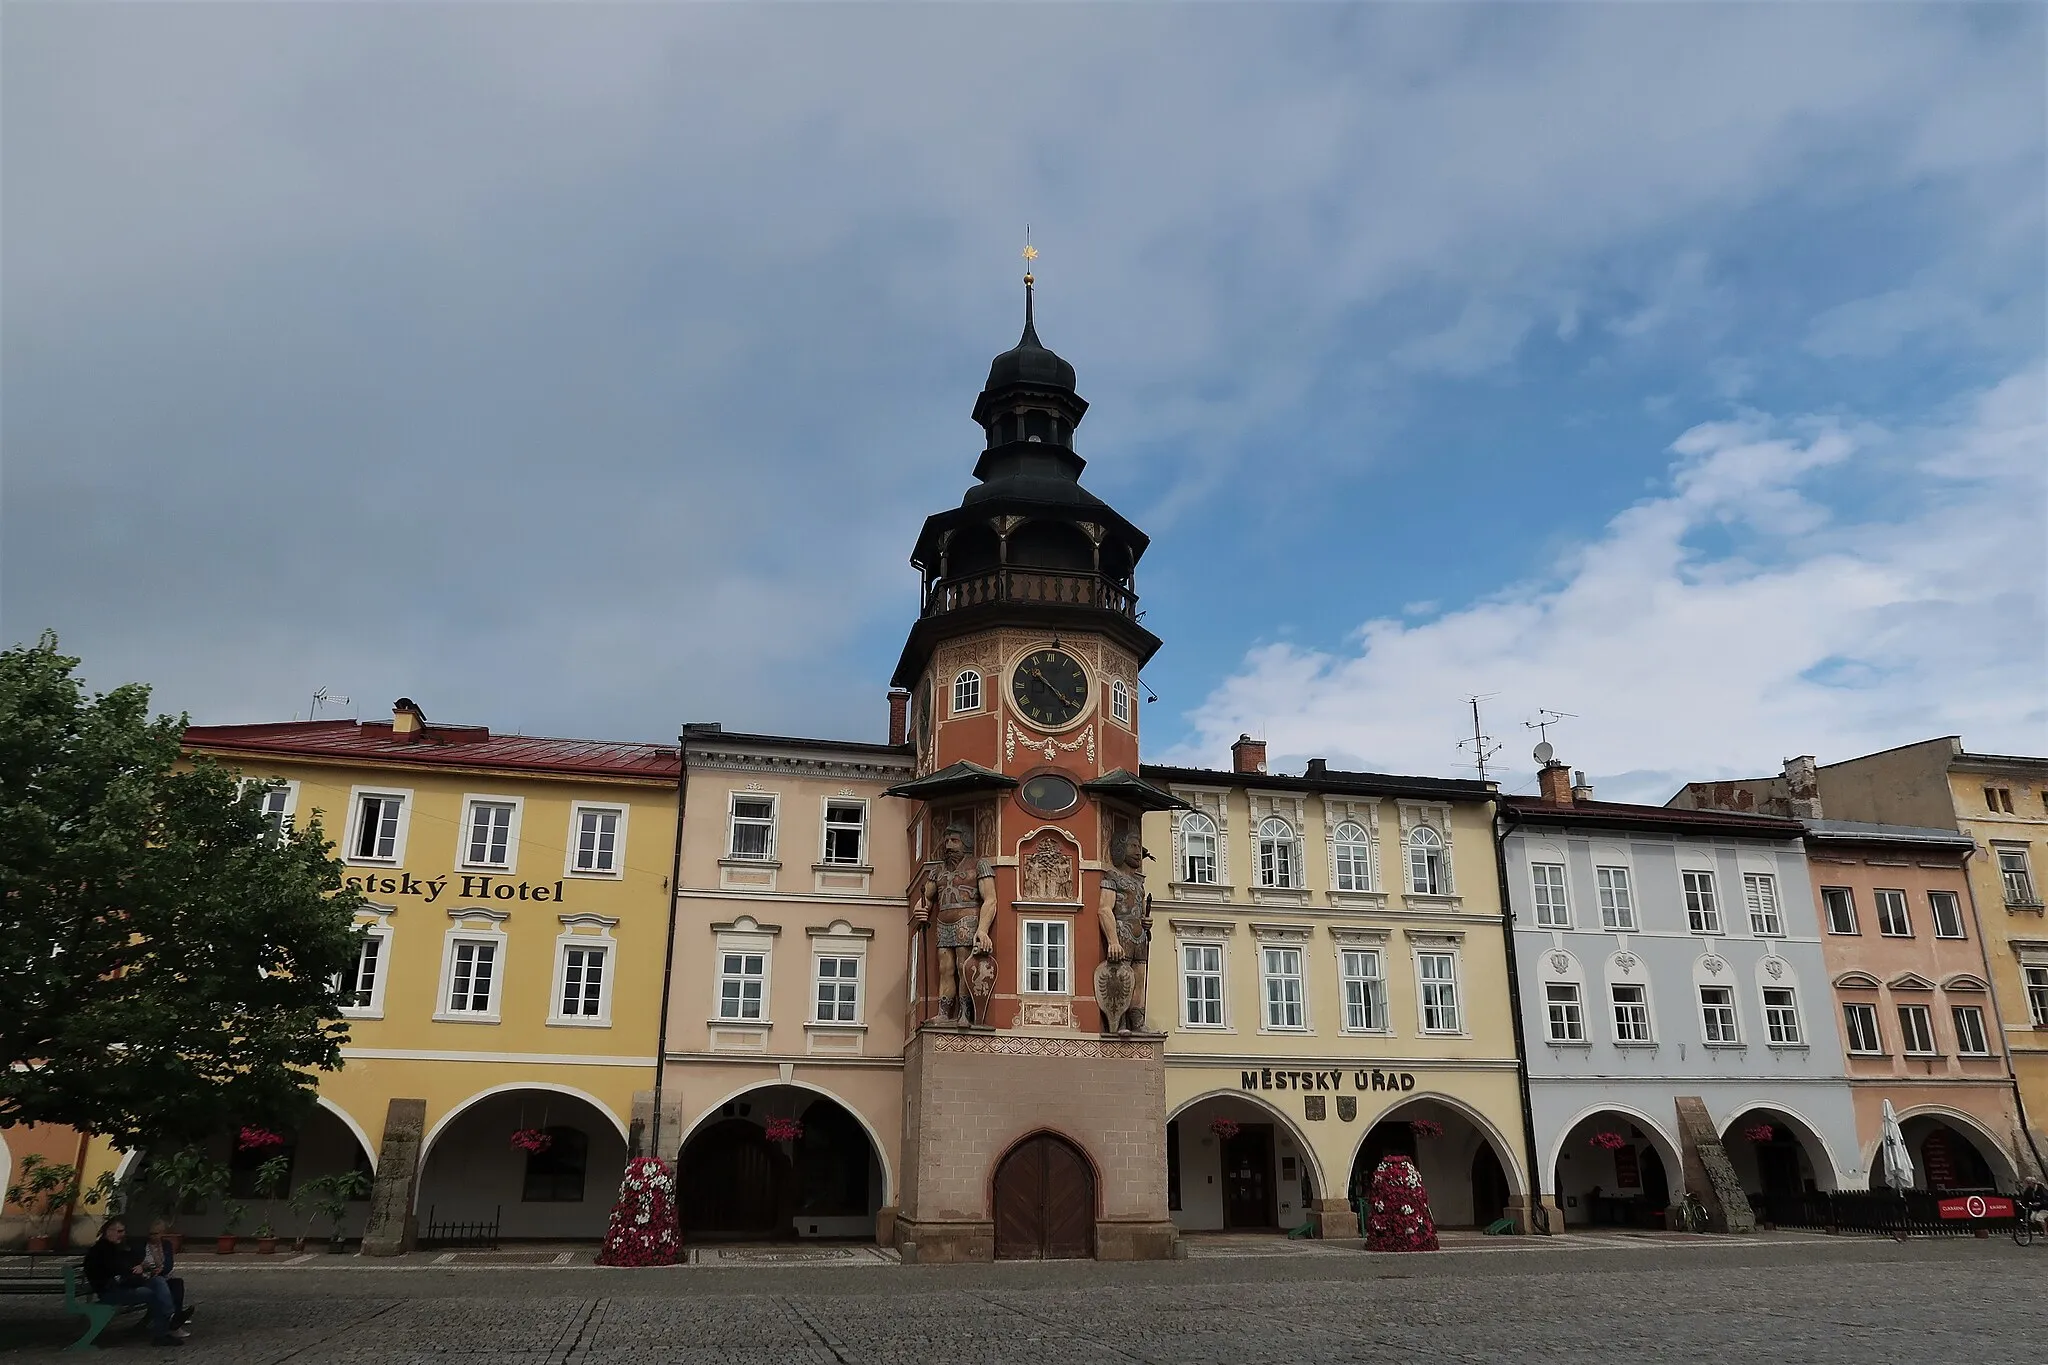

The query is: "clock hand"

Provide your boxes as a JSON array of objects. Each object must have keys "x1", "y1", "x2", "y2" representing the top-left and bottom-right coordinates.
[{"x1": 1028, "y1": 667, "x2": 1081, "y2": 711}]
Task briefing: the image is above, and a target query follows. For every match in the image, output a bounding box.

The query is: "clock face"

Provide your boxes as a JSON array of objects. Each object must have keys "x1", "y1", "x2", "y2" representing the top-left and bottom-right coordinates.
[{"x1": 1010, "y1": 649, "x2": 1089, "y2": 729}]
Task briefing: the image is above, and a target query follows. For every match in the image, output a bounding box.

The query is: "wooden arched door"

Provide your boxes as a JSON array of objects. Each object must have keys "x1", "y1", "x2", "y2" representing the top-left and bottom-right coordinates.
[
  {"x1": 993, "y1": 1134, "x2": 1094, "y2": 1260},
  {"x1": 680, "y1": 1119, "x2": 789, "y2": 1238}
]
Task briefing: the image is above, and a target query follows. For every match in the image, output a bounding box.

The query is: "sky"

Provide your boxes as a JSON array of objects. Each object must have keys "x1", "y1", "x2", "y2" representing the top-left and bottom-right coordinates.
[{"x1": 5, "y1": 4, "x2": 2043, "y2": 802}]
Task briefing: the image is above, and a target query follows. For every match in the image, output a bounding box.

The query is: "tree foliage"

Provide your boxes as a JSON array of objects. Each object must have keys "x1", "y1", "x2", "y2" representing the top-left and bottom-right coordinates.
[{"x1": 0, "y1": 633, "x2": 365, "y2": 1148}]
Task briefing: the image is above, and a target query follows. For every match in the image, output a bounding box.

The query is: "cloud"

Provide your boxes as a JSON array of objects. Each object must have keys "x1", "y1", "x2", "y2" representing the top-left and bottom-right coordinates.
[{"x1": 1166, "y1": 368, "x2": 2048, "y2": 798}]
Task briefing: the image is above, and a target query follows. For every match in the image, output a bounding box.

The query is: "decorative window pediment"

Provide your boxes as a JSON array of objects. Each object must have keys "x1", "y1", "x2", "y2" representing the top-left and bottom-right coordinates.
[
  {"x1": 1940, "y1": 972, "x2": 1989, "y2": 993},
  {"x1": 1831, "y1": 971, "x2": 1882, "y2": 990},
  {"x1": 1886, "y1": 972, "x2": 1936, "y2": 992}
]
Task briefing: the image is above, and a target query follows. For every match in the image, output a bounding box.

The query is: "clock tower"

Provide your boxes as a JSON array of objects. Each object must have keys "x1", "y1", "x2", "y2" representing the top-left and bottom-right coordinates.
[{"x1": 886, "y1": 273, "x2": 1185, "y2": 1262}]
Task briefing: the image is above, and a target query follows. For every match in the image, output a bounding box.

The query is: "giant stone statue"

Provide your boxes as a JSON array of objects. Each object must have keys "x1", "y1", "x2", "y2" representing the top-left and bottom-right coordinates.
[
  {"x1": 911, "y1": 821, "x2": 997, "y2": 1025},
  {"x1": 1094, "y1": 828, "x2": 1152, "y2": 1035}
]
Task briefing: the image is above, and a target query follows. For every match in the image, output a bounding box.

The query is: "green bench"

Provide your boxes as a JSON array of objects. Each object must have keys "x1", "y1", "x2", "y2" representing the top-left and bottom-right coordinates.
[{"x1": 0, "y1": 1266, "x2": 140, "y2": 1351}]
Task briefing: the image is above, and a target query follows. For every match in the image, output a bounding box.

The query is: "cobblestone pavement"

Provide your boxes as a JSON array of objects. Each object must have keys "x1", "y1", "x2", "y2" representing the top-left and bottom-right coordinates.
[{"x1": 2, "y1": 1235, "x2": 2040, "y2": 1362}]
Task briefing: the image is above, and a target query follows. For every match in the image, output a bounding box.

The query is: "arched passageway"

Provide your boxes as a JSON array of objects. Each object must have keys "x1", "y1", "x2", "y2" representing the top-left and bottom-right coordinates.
[
  {"x1": 416, "y1": 1088, "x2": 627, "y2": 1241},
  {"x1": 1551, "y1": 1110, "x2": 1683, "y2": 1229},
  {"x1": 677, "y1": 1087, "x2": 885, "y2": 1241},
  {"x1": 993, "y1": 1132, "x2": 1094, "y2": 1260},
  {"x1": 1867, "y1": 1114, "x2": 2010, "y2": 1193},
  {"x1": 1166, "y1": 1093, "x2": 1322, "y2": 1234},
  {"x1": 1349, "y1": 1098, "x2": 1521, "y2": 1229},
  {"x1": 123, "y1": 1103, "x2": 376, "y2": 1240},
  {"x1": 1721, "y1": 1107, "x2": 1836, "y2": 1201}
]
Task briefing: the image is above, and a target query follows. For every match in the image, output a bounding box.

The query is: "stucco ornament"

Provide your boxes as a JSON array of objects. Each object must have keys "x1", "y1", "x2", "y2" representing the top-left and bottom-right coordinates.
[
  {"x1": 1614, "y1": 953, "x2": 1638, "y2": 975},
  {"x1": 1702, "y1": 955, "x2": 1727, "y2": 976},
  {"x1": 1548, "y1": 951, "x2": 1571, "y2": 974},
  {"x1": 1764, "y1": 957, "x2": 1786, "y2": 980},
  {"x1": 1094, "y1": 829, "x2": 1152, "y2": 1034},
  {"x1": 911, "y1": 822, "x2": 997, "y2": 1024}
]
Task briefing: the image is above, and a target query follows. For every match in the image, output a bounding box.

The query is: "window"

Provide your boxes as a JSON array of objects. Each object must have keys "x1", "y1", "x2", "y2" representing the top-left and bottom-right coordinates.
[
  {"x1": 1331, "y1": 823, "x2": 1373, "y2": 892},
  {"x1": 1821, "y1": 887, "x2": 1858, "y2": 935},
  {"x1": 464, "y1": 800, "x2": 516, "y2": 869},
  {"x1": 1531, "y1": 863, "x2": 1570, "y2": 929},
  {"x1": 1952, "y1": 1006, "x2": 1990, "y2": 1057},
  {"x1": 1545, "y1": 983, "x2": 1585, "y2": 1042},
  {"x1": 1762, "y1": 987, "x2": 1801, "y2": 1044},
  {"x1": 446, "y1": 939, "x2": 498, "y2": 1015},
  {"x1": 1408, "y1": 827, "x2": 1446, "y2": 895},
  {"x1": 1262, "y1": 946, "x2": 1305, "y2": 1029},
  {"x1": 1682, "y1": 870, "x2": 1721, "y2": 933},
  {"x1": 351, "y1": 792, "x2": 405, "y2": 862},
  {"x1": 1875, "y1": 889, "x2": 1912, "y2": 937},
  {"x1": 1257, "y1": 818, "x2": 1299, "y2": 888},
  {"x1": 1339, "y1": 948, "x2": 1386, "y2": 1032},
  {"x1": 1985, "y1": 785, "x2": 2014, "y2": 814},
  {"x1": 822, "y1": 801, "x2": 865, "y2": 866},
  {"x1": 1744, "y1": 874, "x2": 1783, "y2": 936},
  {"x1": 1611, "y1": 983, "x2": 1651, "y2": 1043},
  {"x1": 1179, "y1": 812, "x2": 1219, "y2": 885},
  {"x1": 1418, "y1": 951, "x2": 1461, "y2": 1033},
  {"x1": 2029, "y1": 965, "x2": 2048, "y2": 1028},
  {"x1": 341, "y1": 932, "x2": 384, "y2": 1013},
  {"x1": 521, "y1": 1128, "x2": 588, "y2": 1203},
  {"x1": 557, "y1": 943, "x2": 607, "y2": 1020},
  {"x1": 1022, "y1": 920, "x2": 1069, "y2": 994},
  {"x1": 718, "y1": 951, "x2": 766, "y2": 1020},
  {"x1": 1699, "y1": 985, "x2": 1738, "y2": 1044},
  {"x1": 571, "y1": 805, "x2": 624, "y2": 874},
  {"x1": 1182, "y1": 943, "x2": 1224, "y2": 1027},
  {"x1": 258, "y1": 782, "x2": 296, "y2": 837},
  {"x1": 815, "y1": 956, "x2": 860, "y2": 1023},
  {"x1": 1998, "y1": 848, "x2": 2039, "y2": 906},
  {"x1": 952, "y1": 670, "x2": 982, "y2": 714},
  {"x1": 1897, "y1": 1004, "x2": 1936, "y2": 1056},
  {"x1": 1925, "y1": 890, "x2": 1965, "y2": 939},
  {"x1": 727, "y1": 797, "x2": 775, "y2": 861},
  {"x1": 1110, "y1": 679, "x2": 1131, "y2": 724},
  {"x1": 1842, "y1": 1002, "x2": 1882, "y2": 1054},
  {"x1": 1596, "y1": 866, "x2": 1636, "y2": 931}
]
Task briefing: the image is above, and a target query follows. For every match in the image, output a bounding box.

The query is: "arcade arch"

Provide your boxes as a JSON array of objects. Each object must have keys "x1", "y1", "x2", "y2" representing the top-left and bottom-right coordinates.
[
  {"x1": 415, "y1": 1086, "x2": 628, "y2": 1241},
  {"x1": 1166, "y1": 1090, "x2": 1325, "y2": 1234},
  {"x1": 1349, "y1": 1093, "x2": 1525, "y2": 1230},
  {"x1": 1548, "y1": 1105, "x2": 1684, "y2": 1228},
  {"x1": 676, "y1": 1084, "x2": 887, "y2": 1241}
]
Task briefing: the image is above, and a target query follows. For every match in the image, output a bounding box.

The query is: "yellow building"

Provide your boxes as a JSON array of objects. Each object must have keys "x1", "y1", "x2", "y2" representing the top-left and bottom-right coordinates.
[
  {"x1": 83, "y1": 699, "x2": 681, "y2": 1250},
  {"x1": 1140, "y1": 737, "x2": 1534, "y2": 1237}
]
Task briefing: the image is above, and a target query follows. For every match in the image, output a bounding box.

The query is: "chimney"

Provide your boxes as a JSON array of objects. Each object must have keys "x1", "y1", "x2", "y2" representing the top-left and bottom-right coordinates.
[
  {"x1": 1306, "y1": 758, "x2": 1328, "y2": 779},
  {"x1": 1782, "y1": 755, "x2": 1822, "y2": 820},
  {"x1": 391, "y1": 698, "x2": 424, "y2": 737},
  {"x1": 1231, "y1": 734, "x2": 1267, "y2": 774},
  {"x1": 1571, "y1": 769, "x2": 1595, "y2": 802},
  {"x1": 1537, "y1": 760, "x2": 1573, "y2": 806},
  {"x1": 887, "y1": 689, "x2": 911, "y2": 748}
]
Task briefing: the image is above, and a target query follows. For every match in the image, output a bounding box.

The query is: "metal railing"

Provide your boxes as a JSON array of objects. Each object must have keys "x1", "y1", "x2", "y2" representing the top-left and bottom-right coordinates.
[
  {"x1": 420, "y1": 1205, "x2": 501, "y2": 1250},
  {"x1": 1750, "y1": 1188, "x2": 2015, "y2": 1237},
  {"x1": 923, "y1": 568, "x2": 1137, "y2": 621}
]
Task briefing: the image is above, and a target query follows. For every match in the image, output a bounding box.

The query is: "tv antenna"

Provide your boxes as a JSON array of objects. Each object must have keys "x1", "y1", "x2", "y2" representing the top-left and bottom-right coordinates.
[
  {"x1": 309, "y1": 688, "x2": 350, "y2": 719},
  {"x1": 1525, "y1": 708, "x2": 1576, "y2": 765},
  {"x1": 1459, "y1": 695, "x2": 1502, "y2": 781}
]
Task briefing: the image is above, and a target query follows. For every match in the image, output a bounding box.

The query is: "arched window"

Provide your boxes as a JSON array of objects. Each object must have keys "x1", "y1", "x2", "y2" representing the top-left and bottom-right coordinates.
[
  {"x1": 1408, "y1": 826, "x2": 1446, "y2": 895},
  {"x1": 521, "y1": 1126, "x2": 589, "y2": 1203},
  {"x1": 1110, "y1": 679, "x2": 1131, "y2": 725},
  {"x1": 1180, "y1": 812, "x2": 1218, "y2": 885},
  {"x1": 1331, "y1": 821, "x2": 1372, "y2": 892},
  {"x1": 952, "y1": 670, "x2": 982, "y2": 714},
  {"x1": 1258, "y1": 817, "x2": 1299, "y2": 889}
]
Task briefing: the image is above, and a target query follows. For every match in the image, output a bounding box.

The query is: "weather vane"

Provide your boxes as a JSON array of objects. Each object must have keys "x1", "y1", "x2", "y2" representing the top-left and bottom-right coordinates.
[{"x1": 1022, "y1": 227, "x2": 1037, "y2": 284}]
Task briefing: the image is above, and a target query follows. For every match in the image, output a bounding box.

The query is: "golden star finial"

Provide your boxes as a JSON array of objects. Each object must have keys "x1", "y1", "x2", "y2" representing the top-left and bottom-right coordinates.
[{"x1": 1021, "y1": 243, "x2": 1038, "y2": 263}]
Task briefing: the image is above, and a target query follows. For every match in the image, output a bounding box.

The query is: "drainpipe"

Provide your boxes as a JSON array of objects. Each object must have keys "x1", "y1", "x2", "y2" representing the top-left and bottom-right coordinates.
[
  {"x1": 1493, "y1": 802, "x2": 1549, "y2": 1233},
  {"x1": 648, "y1": 733, "x2": 692, "y2": 1165},
  {"x1": 1961, "y1": 845, "x2": 2048, "y2": 1181}
]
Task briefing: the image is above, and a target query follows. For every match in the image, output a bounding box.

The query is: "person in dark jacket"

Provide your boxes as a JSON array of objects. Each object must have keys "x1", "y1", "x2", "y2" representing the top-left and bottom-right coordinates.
[{"x1": 80, "y1": 1219, "x2": 185, "y2": 1347}]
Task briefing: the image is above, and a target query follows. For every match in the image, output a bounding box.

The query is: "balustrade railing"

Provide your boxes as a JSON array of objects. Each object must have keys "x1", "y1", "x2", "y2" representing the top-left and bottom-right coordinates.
[{"x1": 923, "y1": 568, "x2": 1136, "y2": 621}]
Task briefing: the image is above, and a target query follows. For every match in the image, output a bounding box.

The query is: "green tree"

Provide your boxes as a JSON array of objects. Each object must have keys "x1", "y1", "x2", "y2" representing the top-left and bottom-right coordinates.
[{"x1": 0, "y1": 633, "x2": 365, "y2": 1149}]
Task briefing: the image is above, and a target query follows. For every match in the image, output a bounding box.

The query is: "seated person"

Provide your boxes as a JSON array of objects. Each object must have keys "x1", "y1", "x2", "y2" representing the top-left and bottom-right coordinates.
[
  {"x1": 141, "y1": 1219, "x2": 193, "y2": 1328},
  {"x1": 80, "y1": 1218, "x2": 186, "y2": 1347}
]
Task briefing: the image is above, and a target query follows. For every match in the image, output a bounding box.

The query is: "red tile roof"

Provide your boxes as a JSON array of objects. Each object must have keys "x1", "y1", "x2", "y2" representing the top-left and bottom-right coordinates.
[{"x1": 185, "y1": 719, "x2": 680, "y2": 781}]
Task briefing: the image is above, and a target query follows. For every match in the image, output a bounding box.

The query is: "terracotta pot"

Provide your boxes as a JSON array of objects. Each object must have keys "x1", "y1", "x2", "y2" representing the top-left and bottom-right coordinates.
[
  {"x1": 257, "y1": 1238, "x2": 278, "y2": 1254},
  {"x1": 216, "y1": 1236, "x2": 238, "y2": 1254},
  {"x1": 25, "y1": 1236, "x2": 53, "y2": 1253},
  {"x1": 327, "y1": 1238, "x2": 349, "y2": 1254}
]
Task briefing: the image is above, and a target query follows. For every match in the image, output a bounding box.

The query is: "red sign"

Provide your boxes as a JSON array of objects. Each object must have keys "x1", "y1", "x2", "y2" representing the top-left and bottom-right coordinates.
[
  {"x1": 1612, "y1": 1146, "x2": 1640, "y2": 1190},
  {"x1": 1937, "y1": 1195, "x2": 2014, "y2": 1220}
]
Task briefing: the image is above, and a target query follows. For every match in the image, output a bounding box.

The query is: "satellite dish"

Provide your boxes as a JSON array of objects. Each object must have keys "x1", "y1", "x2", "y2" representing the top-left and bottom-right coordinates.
[{"x1": 1534, "y1": 741, "x2": 1554, "y2": 765}]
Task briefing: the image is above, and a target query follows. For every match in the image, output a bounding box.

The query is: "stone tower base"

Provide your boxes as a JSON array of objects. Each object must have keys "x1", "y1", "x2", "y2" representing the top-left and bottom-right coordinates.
[{"x1": 895, "y1": 1027, "x2": 1179, "y2": 1263}]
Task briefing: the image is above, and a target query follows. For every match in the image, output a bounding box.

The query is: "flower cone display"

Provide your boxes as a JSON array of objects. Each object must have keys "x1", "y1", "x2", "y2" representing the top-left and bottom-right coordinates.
[
  {"x1": 1363, "y1": 1153, "x2": 1439, "y2": 1252},
  {"x1": 595, "y1": 1157, "x2": 682, "y2": 1267}
]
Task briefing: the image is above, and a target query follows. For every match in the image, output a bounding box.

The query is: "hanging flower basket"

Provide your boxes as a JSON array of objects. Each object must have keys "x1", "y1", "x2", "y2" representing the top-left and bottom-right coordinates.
[
  {"x1": 1590, "y1": 1131, "x2": 1628, "y2": 1151},
  {"x1": 1208, "y1": 1117, "x2": 1241, "y2": 1140},
  {"x1": 764, "y1": 1117, "x2": 804, "y2": 1143},
  {"x1": 1744, "y1": 1124, "x2": 1775, "y2": 1143},
  {"x1": 238, "y1": 1127, "x2": 285, "y2": 1152},
  {"x1": 510, "y1": 1128, "x2": 553, "y2": 1155},
  {"x1": 1409, "y1": 1119, "x2": 1445, "y2": 1139}
]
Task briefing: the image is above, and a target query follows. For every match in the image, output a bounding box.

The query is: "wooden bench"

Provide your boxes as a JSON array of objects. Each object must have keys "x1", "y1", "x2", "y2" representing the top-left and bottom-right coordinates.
[{"x1": 0, "y1": 1266, "x2": 140, "y2": 1351}]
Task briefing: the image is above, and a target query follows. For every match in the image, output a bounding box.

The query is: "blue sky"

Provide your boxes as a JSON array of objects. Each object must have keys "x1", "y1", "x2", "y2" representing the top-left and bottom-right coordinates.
[{"x1": 5, "y1": 4, "x2": 2042, "y2": 801}]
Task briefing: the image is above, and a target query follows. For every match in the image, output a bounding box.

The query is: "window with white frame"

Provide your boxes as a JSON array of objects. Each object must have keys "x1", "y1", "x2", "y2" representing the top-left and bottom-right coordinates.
[
  {"x1": 1545, "y1": 983, "x2": 1585, "y2": 1043},
  {"x1": 1744, "y1": 874, "x2": 1783, "y2": 935},
  {"x1": 1408, "y1": 827, "x2": 1446, "y2": 895},
  {"x1": 1875, "y1": 888, "x2": 1912, "y2": 937},
  {"x1": 1257, "y1": 818, "x2": 1300, "y2": 888},
  {"x1": 571, "y1": 805, "x2": 624, "y2": 875},
  {"x1": 1762, "y1": 986, "x2": 1801, "y2": 1044},
  {"x1": 1821, "y1": 887, "x2": 1858, "y2": 935},
  {"x1": 1596, "y1": 866, "x2": 1636, "y2": 931},
  {"x1": 1682, "y1": 870, "x2": 1721, "y2": 933},
  {"x1": 1021, "y1": 920, "x2": 1070, "y2": 994},
  {"x1": 463, "y1": 800, "x2": 516, "y2": 869},
  {"x1": 1339, "y1": 947, "x2": 1386, "y2": 1032},
  {"x1": 814, "y1": 955, "x2": 860, "y2": 1023},
  {"x1": 1610, "y1": 983, "x2": 1651, "y2": 1042},
  {"x1": 1897, "y1": 1004, "x2": 1936, "y2": 1055},
  {"x1": 258, "y1": 782, "x2": 297, "y2": 837},
  {"x1": 1180, "y1": 812, "x2": 1219, "y2": 885},
  {"x1": 1952, "y1": 1005, "x2": 1990, "y2": 1057},
  {"x1": 822, "y1": 800, "x2": 865, "y2": 865},
  {"x1": 1698, "y1": 985, "x2": 1738, "y2": 1044},
  {"x1": 2028, "y1": 965, "x2": 2048, "y2": 1028},
  {"x1": 557, "y1": 942, "x2": 608, "y2": 1020},
  {"x1": 1110, "y1": 679, "x2": 1131, "y2": 724},
  {"x1": 1261, "y1": 946, "x2": 1306, "y2": 1029},
  {"x1": 1531, "y1": 863, "x2": 1570, "y2": 929},
  {"x1": 340, "y1": 930, "x2": 387, "y2": 1013},
  {"x1": 1417, "y1": 951, "x2": 1461, "y2": 1033},
  {"x1": 952, "y1": 670, "x2": 982, "y2": 714},
  {"x1": 1182, "y1": 942, "x2": 1224, "y2": 1027},
  {"x1": 727, "y1": 796, "x2": 775, "y2": 861},
  {"x1": 1331, "y1": 823, "x2": 1373, "y2": 892},
  {"x1": 350, "y1": 791, "x2": 407, "y2": 862},
  {"x1": 1842, "y1": 1002, "x2": 1882, "y2": 1054},
  {"x1": 1999, "y1": 847, "x2": 2039, "y2": 905},
  {"x1": 445, "y1": 938, "x2": 499, "y2": 1016},
  {"x1": 717, "y1": 950, "x2": 767, "y2": 1020},
  {"x1": 1928, "y1": 890, "x2": 1966, "y2": 939}
]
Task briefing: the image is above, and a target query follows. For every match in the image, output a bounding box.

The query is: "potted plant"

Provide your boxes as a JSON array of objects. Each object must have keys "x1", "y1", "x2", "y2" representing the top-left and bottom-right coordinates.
[
  {"x1": 217, "y1": 1201, "x2": 247, "y2": 1254},
  {"x1": 5, "y1": 1155, "x2": 81, "y2": 1253},
  {"x1": 149, "y1": 1149, "x2": 228, "y2": 1251},
  {"x1": 251, "y1": 1154, "x2": 290, "y2": 1254},
  {"x1": 287, "y1": 1176, "x2": 321, "y2": 1252},
  {"x1": 305, "y1": 1170, "x2": 372, "y2": 1253}
]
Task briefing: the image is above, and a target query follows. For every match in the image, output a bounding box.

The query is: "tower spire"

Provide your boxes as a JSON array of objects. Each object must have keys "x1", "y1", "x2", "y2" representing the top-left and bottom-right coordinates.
[{"x1": 1021, "y1": 236, "x2": 1040, "y2": 345}]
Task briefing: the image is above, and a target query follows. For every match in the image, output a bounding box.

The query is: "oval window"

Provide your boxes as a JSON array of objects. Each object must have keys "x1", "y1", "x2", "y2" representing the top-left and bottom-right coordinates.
[{"x1": 1018, "y1": 773, "x2": 1079, "y2": 817}]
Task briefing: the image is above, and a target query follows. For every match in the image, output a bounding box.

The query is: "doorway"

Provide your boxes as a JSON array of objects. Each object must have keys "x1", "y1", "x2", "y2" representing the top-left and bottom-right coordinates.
[
  {"x1": 1755, "y1": 1135, "x2": 1803, "y2": 1199},
  {"x1": 679, "y1": 1119, "x2": 788, "y2": 1238},
  {"x1": 1470, "y1": 1144, "x2": 1510, "y2": 1228},
  {"x1": 993, "y1": 1134, "x2": 1094, "y2": 1259},
  {"x1": 1221, "y1": 1125, "x2": 1276, "y2": 1229}
]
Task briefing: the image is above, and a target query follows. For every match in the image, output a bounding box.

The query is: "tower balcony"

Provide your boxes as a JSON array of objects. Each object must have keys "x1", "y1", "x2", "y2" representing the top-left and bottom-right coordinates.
[{"x1": 922, "y1": 567, "x2": 1137, "y2": 622}]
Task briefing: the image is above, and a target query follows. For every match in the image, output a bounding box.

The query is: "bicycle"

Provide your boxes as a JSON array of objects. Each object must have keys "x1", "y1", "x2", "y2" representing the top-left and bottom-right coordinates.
[
  {"x1": 2016, "y1": 1207, "x2": 2046, "y2": 1247},
  {"x1": 1673, "y1": 1192, "x2": 1710, "y2": 1235}
]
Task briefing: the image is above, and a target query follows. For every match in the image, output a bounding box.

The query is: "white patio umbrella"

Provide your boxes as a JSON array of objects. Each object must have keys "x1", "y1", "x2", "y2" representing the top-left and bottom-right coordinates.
[{"x1": 1878, "y1": 1099, "x2": 1914, "y2": 1192}]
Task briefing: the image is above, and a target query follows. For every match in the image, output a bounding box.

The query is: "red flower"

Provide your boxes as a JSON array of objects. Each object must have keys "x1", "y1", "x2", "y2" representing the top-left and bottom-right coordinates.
[
  {"x1": 1208, "y1": 1118, "x2": 1241, "y2": 1140},
  {"x1": 595, "y1": 1158, "x2": 682, "y2": 1267},
  {"x1": 510, "y1": 1128, "x2": 553, "y2": 1155},
  {"x1": 1409, "y1": 1119, "x2": 1445, "y2": 1139},
  {"x1": 764, "y1": 1118, "x2": 804, "y2": 1143},
  {"x1": 1744, "y1": 1124, "x2": 1775, "y2": 1143},
  {"x1": 1590, "y1": 1131, "x2": 1628, "y2": 1151},
  {"x1": 237, "y1": 1127, "x2": 285, "y2": 1152}
]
